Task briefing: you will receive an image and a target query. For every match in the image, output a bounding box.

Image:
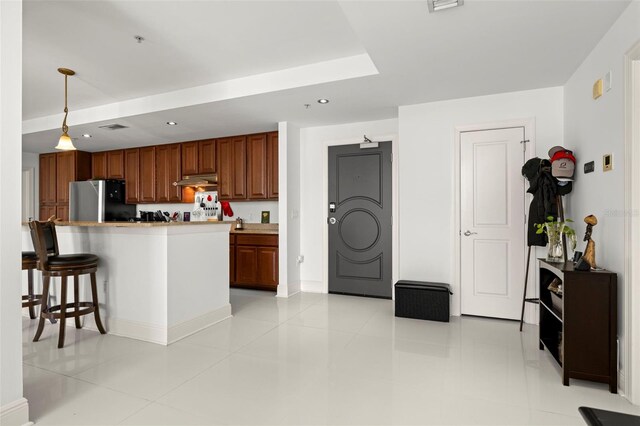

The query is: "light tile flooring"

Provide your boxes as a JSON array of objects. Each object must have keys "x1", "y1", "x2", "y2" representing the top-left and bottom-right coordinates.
[{"x1": 22, "y1": 289, "x2": 640, "y2": 425}]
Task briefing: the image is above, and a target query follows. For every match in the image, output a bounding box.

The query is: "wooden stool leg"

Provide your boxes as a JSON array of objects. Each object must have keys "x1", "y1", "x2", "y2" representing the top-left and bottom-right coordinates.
[
  {"x1": 58, "y1": 275, "x2": 68, "y2": 348},
  {"x1": 27, "y1": 268, "x2": 36, "y2": 319},
  {"x1": 90, "y1": 272, "x2": 106, "y2": 334},
  {"x1": 33, "y1": 274, "x2": 50, "y2": 342},
  {"x1": 74, "y1": 274, "x2": 82, "y2": 329}
]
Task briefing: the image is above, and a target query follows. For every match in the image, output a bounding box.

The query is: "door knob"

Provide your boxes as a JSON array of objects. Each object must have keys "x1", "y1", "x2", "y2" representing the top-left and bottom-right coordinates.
[
  {"x1": 463, "y1": 230, "x2": 478, "y2": 236},
  {"x1": 329, "y1": 217, "x2": 337, "y2": 225}
]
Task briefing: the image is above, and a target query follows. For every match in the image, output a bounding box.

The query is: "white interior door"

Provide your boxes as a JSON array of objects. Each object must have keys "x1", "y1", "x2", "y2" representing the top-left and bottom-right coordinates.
[{"x1": 460, "y1": 127, "x2": 526, "y2": 320}]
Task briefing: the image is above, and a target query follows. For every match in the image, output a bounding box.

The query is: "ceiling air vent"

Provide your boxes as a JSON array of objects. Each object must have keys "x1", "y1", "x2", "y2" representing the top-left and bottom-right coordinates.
[
  {"x1": 98, "y1": 123, "x2": 129, "y2": 131},
  {"x1": 428, "y1": 0, "x2": 463, "y2": 13}
]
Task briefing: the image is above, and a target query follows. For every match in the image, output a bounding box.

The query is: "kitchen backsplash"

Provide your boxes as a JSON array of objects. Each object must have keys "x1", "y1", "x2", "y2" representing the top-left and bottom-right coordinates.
[{"x1": 137, "y1": 200, "x2": 279, "y2": 223}]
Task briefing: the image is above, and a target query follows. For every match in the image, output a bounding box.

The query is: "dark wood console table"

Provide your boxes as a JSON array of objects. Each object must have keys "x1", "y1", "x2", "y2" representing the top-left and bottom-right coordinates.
[{"x1": 538, "y1": 259, "x2": 618, "y2": 393}]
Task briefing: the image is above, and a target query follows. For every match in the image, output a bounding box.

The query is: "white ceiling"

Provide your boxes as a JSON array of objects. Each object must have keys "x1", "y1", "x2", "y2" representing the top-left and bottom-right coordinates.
[{"x1": 22, "y1": 0, "x2": 631, "y2": 153}]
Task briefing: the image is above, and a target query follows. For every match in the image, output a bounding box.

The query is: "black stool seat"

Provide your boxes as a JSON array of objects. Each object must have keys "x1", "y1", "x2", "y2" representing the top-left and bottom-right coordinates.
[
  {"x1": 22, "y1": 251, "x2": 37, "y2": 260},
  {"x1": 47, "y1": 254, "x2": 98, "y2": 268}
]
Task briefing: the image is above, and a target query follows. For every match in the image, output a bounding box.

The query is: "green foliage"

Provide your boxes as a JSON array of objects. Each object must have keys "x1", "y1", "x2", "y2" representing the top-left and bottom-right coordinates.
[{"x1": 534, "y1": 217, "x2": 577, "y2": 251}]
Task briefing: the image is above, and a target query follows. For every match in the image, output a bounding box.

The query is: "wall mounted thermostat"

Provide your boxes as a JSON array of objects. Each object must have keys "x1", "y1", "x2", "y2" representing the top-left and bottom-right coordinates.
[
  {"x1": 603, "y1": 154, "x2": 613, "y2": 172},
  {"x1": 584, "y1": 161, "x2": 595, "y2": 174}
]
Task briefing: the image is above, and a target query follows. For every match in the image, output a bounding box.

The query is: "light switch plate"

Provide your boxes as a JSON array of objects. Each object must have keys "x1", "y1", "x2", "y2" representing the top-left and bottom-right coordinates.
[
  {"x1": 603, "y1": 154, "x2": 613, "y2": 172},
  {"x1": 604, "y1": 71, "x2": 612, "y2": 92}
]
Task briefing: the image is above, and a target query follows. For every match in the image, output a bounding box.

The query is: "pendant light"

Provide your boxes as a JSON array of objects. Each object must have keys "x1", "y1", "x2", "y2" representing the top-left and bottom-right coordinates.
[{"x1": 55, "y1": 68, "x2": 76, "y2": 151}]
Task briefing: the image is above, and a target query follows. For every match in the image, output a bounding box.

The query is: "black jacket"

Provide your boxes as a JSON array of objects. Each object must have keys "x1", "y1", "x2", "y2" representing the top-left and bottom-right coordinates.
[{"x1": 522, "y1": 158, "x2": 558, "y2": 247}]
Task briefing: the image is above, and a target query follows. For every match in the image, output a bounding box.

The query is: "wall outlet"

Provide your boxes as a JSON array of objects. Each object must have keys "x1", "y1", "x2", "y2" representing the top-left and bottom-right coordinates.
[
  {"x1": 604, "y1": 71, "x2": 612, "y2": 92},
  {"x1": 297, "y1": 255, "x2": 304, "y2": 264}
]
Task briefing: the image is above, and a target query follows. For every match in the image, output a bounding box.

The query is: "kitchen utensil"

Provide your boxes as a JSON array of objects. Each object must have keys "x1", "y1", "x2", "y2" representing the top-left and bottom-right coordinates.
[{"x1": 235, "y1": 217, "x2": 244, "y2": 230}]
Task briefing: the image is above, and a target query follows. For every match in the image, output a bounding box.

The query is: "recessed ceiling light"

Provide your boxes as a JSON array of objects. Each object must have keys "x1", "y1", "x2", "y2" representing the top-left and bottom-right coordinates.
[
  {"x1": 82, "y1": 134, "x2": 92, "y2": 138},
  {"x1": 167, "y1": 121, "x2": 178, "y2": 126},
  {"x1": 317, "y1": 99, "x2": 329, "y2": 104},
  {"x1": 428, "y1": 0, "x2": 463, "y2": 13}
]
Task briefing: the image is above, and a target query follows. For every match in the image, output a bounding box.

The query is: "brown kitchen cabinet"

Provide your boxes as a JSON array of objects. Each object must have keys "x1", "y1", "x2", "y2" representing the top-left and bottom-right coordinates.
[
  {"x1": 39, "y1": 153, "x2": 57, "y2": 205},
  {"x1": 267, "y1": 131, "x2": 279, "y2": 199},
  {"x1": 181, "y1": 139, "x2": 216, "y2": 176},
  {"x1": 181, "y1": 141, "x2": 199, "y2": 175},
  {"x1": 156, "y1": 144, "x2": 182, "y2": 203},
  {"x1": 39, "y1": 150, "x2": 91, "y2": 220},
  {"x1": 247, "y1": 134, "x2": 268, "y2": 199},
  {"x1": 92, "y1": 151, "x2": 107, "y2": 179},
  {"x1": 124, "y1": 148, "x2": 140, "y2": 204},
  {"x1": 199, "y1": 139, "x2": 216, "y2": 174},
  {"x1": 139, "y1": 146, "x2": 156, "y2": 203},
  {"x1": 218, "y1": 136, "x2": 247, "y2": 200},
  {"x1": 92, "y1": 149, "x2": 124, "y2": 179},
  {"x1": 107, "y1": 150, "x2": 125, "y2": 179},
  {"x1": 230, "y1": 233, "x2": 278, "y2": 291}
]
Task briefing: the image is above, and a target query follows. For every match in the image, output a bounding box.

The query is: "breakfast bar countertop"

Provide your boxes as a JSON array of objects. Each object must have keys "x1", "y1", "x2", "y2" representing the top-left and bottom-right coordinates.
[
  {"x1": 230, "y1": 223, "x2": 279, "y2": 235},
  {"x1": 48, "y1": 220, "x2": 235, "y2": 228}
]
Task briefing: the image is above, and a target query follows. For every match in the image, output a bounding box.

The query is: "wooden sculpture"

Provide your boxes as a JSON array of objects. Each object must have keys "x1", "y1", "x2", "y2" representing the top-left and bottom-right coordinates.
[{"x1": 583, "y1": 215, "x2": 598, "y2": 268}]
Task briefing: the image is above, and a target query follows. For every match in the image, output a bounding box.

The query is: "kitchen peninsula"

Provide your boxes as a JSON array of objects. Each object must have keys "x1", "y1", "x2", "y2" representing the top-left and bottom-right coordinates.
[{"x1": 22, "y1": 220, "x2": 232, "y2": 345}]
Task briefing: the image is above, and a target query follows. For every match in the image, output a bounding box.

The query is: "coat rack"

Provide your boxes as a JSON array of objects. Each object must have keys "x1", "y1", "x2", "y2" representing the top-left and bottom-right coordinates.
[{"x1": 519, "y1": 194, "x2": 567, "y2": 332}]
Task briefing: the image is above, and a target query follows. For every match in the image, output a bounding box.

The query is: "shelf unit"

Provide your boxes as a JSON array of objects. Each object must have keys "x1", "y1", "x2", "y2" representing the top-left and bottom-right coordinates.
[{"x1": 538, "y1": 259, "x2": 618, "y2": 393}]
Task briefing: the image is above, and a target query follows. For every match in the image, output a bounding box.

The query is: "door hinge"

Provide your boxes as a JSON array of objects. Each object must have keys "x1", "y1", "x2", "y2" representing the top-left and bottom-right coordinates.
[
  {"x1": 520, "y1": 139, "x2": 530, "y2": 152},
  {"x1": 390, "y1": 153, "x2": 393, "y2": 163}
]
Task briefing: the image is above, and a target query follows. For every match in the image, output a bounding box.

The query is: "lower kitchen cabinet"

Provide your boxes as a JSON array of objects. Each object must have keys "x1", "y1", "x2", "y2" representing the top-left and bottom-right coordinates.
[{"x1": 230, "y1": 233, "x2": 278, "y2": 291}]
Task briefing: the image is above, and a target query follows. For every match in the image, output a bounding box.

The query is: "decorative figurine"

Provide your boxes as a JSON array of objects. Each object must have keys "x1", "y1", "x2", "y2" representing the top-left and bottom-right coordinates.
[{"x1": 583, "y1": 215, "x2": 598, "y2": 268}]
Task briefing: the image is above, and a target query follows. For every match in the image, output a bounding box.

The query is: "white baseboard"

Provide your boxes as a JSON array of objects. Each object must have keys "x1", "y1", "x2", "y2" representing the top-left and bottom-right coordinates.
[
  {"x1": 0, "y1": 398, "x2": 32, "y2": 426},
  {"x1": 168, "y1": 304, "x2": 232, "y2": 344},
  {"x1": 301, "y1": 280, "x2": 324, "y2": 293}
]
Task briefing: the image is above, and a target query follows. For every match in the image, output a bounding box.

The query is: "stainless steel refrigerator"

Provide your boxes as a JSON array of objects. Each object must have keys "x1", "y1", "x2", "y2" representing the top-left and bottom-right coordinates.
[{"x1": 69, "y1": 180, "x2": 136, "y2": 222}]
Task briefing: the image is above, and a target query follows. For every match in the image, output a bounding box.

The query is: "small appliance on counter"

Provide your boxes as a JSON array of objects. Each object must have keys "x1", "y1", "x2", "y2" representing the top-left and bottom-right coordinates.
[
  {"x1": 192, "y1": 191, "x2": 222, "y2": 221},
  {"x1": 235, "y1": 217, "x2": 244, "y2": 230},
  {"x1": 69, "y1": 180, "x2": 136, "y2": 222}
]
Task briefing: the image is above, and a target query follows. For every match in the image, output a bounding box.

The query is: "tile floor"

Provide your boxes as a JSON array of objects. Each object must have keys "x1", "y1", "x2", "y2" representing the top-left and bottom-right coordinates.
[{"x1": 22, "y1": 289, "x2": 640, "y2": 425}]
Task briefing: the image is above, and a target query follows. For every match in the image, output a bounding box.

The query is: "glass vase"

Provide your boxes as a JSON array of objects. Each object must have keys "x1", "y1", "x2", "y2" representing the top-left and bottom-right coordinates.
[{"x1": 546, "y1": 222, "x2": 564, "y2": 262}]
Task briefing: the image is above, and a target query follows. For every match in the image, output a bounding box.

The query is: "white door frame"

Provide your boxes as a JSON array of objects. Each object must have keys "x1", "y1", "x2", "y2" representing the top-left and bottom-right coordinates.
[
  {"x1": 321, "y1": 134, "x2": 399, "y2": 297},
  {"x1": 21, "y1": 167, "x2": 35, "y2": 221},
  {"x1": 624, "y1": 40, "x2": 640, "y2": 404},
  {"x1": 453, "y1": 118, "x2": 535, "y2": 319}
]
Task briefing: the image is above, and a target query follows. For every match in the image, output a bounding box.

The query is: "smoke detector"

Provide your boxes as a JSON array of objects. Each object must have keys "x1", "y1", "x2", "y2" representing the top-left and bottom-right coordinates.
[{"x1": 428, "y1": 0, "x2": 464, "y2": 13}]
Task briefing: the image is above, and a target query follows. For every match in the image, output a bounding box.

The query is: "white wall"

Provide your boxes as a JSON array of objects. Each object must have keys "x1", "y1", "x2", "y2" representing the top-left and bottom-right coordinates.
[
  {"x1": 563, "y1": 1, "x2": 640, "y2": 397},
  {"x1": 138, "y1": 200, "x2": 278, "y2": 223},
  {"x1": 0, "y1": 0, "x2": 30, "y2": 424},
  {"x1": 299, "y1": 118, "x2": 399, "y2": 291},
  {"x1": 22, "y1": 152, "x2": 38, "y2": 220},
  {"x1": 398, "y1": 87, "x2": 564, "y2": 316},
  {"x1": 286, "y1": 123, "x2": 301, "y2": 295}
]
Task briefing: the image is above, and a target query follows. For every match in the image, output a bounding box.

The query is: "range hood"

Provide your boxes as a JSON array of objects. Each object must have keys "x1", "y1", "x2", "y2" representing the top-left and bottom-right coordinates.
[{"x1": 173, "y1": 174, "x2": 218, "y2": 187}]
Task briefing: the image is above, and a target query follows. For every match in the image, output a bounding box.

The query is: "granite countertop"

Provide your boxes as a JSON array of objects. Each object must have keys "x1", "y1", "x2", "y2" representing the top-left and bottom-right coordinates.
[
  {"x1": 230, "y1": 223, "x2": 279, "y2": 235},
  {"x1": 37, "y1": 220, "x2": 234, "y2": 228}
]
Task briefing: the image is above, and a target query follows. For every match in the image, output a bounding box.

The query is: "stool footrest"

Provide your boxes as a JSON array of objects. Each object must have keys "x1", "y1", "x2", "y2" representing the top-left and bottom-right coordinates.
[{"x1": 42, "y1": 302, "x2": 96, "y2": 320}]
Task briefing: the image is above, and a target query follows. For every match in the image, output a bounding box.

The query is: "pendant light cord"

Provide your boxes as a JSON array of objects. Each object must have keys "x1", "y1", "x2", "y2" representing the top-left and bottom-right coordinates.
[{"x1": 62, "y1": 74, "x2": 69, "y2": 134}]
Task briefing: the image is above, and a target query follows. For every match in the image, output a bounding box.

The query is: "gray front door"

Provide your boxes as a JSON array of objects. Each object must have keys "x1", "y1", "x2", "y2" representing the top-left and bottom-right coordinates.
[{"x1": 328, "y1": 142, "x2": 392, "y2": 298}]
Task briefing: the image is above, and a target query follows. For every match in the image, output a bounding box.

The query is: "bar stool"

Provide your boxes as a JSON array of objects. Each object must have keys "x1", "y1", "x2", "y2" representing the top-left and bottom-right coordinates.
[
  {"x1": 28, "y1": 220, "x2": 107, "y2": 348},
  {"x1": 22, "y1": 251, "x2": 42, "y2": 319}
]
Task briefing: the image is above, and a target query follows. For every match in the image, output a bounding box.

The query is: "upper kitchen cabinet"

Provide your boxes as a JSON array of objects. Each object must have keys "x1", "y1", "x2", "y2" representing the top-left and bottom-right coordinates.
[
  {"x1": 267, "y1": 132, "x2": 279, "y2": 199},
  {"x1": 156, "y1": 143, "x2": 182, "y2": 203},
  {"x1": 181, "y1": 139, "x2": 216, "y2": 176},
  {"x1": 199, "y1": 139, "x2": 216, "y2": 174},
  {"x1": 124, "y1": 148, "x2": 140, "y2": 204},
  {"x1": 218, "y1": 136, "x2": 247, "y2": 200},
  {"x1": 139, "y1": 146, "x2": 156, "y2": 203},
  {"x1": 106, "y1": 150, "x2": 125, "y2": 179},
  {"x1": 181, "y1": 141, "x2": 199, "y2": 176},
  {"x1": 92, "y1": 151, "x2": 107, "y2": 179},
  {"x1": 247, "y1": 134, "x2": 268, "y2": 199},
  {"x1": 92, "y1": 150, "x2": 124, "y2": 179},
  {"x1": 39, "y1": 153, "x2": 57, "y2": 205}
]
